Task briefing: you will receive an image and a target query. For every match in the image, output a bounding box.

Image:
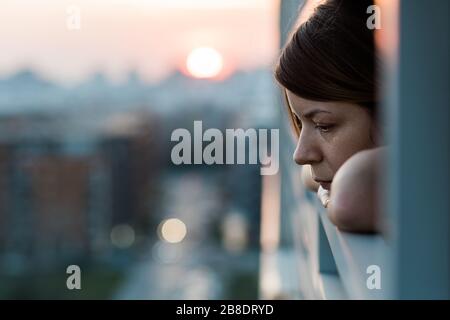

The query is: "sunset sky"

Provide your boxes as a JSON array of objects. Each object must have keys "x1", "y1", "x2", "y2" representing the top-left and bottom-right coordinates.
[{"x1": 0, "y1": 0, "x2": 280, "y2": 84}]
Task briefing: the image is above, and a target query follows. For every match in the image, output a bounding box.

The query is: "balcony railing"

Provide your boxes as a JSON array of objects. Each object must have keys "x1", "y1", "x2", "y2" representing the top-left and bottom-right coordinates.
[{"x1": 260, "y1": 0, "x2": 449, "y2": 300}]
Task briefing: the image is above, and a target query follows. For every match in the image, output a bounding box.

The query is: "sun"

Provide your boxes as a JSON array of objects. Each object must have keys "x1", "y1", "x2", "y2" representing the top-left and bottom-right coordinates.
[{"x1": 186, "y1": 47, "x2": 224, "y2": 79}]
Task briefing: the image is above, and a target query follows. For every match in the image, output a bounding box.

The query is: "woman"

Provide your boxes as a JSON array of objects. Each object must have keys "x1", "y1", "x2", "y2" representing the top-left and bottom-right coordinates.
[{"x1": 275, "y1": 0, "x2": 384, "y2": 233}]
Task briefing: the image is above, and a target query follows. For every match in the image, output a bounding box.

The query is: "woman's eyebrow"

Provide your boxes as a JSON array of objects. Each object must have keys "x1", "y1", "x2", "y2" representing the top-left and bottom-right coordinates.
[
  {"x1": 302, "y1": 109, "x2": 332, "y2": 119},
  {"x1": 284, "y1": 91, "x2": 332, "y2": 119}
]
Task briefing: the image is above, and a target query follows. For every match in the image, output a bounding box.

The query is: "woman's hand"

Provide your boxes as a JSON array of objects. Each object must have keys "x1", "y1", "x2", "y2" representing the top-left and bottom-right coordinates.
[{"x1": 317, "y1": 185, "x2": 330, "y2": 208}]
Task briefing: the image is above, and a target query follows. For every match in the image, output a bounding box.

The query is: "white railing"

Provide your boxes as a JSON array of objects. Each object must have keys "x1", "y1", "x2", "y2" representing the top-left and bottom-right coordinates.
[{"x1": 282, "y1": 183, "x2": 391, "y2": 299}]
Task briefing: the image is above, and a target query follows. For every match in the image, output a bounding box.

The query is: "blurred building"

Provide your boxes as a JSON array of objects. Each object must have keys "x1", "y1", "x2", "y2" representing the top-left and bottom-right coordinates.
[
  {"x1": 0, "y1": 144, "x2": 12, "y2": 254},
  {"x1": 99, "y1": 112, "x2": 164, "y2": 237},
  {"x1": 24, "y1": 155, "x2": 92, "y2": 263},
  {"x1": 0, "y1": 111, "x2": 165, "y2": 272},
  {"x1": 222, "y1": 164, "x2": 262, "y2": 250}
]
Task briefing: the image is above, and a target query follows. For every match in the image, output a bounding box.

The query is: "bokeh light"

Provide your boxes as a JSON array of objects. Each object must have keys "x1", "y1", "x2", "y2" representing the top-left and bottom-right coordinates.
[
  {"x1": 110, "y1": 224, "x2": 136, "y2": 249},
  {"x1": 159, "y1": 218, "x2": 187, "y2": 243}
]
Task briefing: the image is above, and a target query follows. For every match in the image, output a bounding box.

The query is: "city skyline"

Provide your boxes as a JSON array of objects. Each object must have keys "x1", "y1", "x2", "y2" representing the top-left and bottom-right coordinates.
[{"x1": 0, "y1": 0, "x2": 280, "y2": 85}]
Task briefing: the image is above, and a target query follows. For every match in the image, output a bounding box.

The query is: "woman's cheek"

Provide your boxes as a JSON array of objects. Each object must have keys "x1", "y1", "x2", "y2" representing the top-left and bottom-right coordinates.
[
  {"x1": 327, "y1": 134, "x2": 358, "y2": 174},
  {"x1": 333, "y1": 127, "x2": 372, "y2": 169}
]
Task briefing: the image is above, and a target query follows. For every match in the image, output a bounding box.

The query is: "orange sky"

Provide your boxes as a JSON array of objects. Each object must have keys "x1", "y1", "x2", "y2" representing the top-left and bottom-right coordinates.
[{"x1": 0, "y1": 0, "x2": 280, "y2": 84}]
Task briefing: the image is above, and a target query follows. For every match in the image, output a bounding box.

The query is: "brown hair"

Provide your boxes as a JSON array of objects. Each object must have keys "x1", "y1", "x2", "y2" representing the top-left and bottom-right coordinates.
[{"x1": 275, "y1": 0, "x2": 378, "y2": 135}]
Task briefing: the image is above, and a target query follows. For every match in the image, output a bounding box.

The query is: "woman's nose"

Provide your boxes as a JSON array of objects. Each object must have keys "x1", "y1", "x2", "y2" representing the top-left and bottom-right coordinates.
[{"x1": 293, "y1": 132, "x2": 321, "y2": 165}]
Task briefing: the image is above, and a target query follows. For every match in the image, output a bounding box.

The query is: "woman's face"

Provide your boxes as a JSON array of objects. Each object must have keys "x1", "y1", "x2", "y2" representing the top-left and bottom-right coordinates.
[{"x1": 286, "y1": 90, "x2": 376, "y2": 190}]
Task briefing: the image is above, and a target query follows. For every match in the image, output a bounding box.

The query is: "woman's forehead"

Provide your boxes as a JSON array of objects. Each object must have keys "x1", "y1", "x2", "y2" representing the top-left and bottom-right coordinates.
[
  {"x1": 286, "y1": 90, "x2": 331, "y2": 114},
  {"x1": 286, "y1": 89, "x2": 362, "y2": 117}
]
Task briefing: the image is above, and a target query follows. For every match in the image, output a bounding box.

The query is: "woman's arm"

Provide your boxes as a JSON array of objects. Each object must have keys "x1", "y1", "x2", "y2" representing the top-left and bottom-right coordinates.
[{"x1": 327, "y1": 147, "x2": 385, "y2": 233}]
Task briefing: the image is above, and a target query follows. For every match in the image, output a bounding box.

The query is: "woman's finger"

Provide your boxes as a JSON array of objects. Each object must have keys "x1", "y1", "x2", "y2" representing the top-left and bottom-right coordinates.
[{"x1": 317, "y1": 185, "x2": 330, "y2": 208}]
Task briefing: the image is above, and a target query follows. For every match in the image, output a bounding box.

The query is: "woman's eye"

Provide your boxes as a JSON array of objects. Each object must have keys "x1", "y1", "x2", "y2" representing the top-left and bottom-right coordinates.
[{"x1": 315, "y1": 124, "x2": 333, "y2": 133}]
